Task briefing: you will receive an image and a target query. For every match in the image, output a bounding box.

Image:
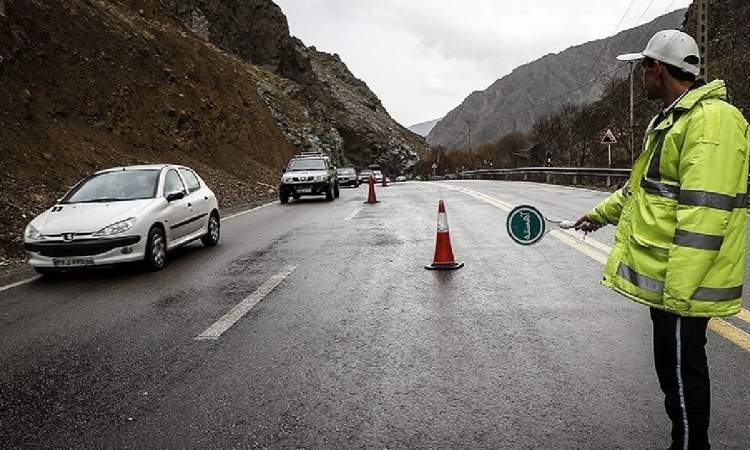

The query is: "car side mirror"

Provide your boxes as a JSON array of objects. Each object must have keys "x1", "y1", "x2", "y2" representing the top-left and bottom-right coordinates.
[{"x1": 166, "y1": 191, "x2": 185, "y2": 202}]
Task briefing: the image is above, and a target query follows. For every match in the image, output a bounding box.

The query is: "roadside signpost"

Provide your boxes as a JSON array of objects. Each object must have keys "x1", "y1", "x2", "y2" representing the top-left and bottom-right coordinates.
[
  {"x1": 432, "y1": 162, "x2": 438, "y2": 179},
  {"x1": 601, "y1": 128, "x2": 617, "y2": 187}
]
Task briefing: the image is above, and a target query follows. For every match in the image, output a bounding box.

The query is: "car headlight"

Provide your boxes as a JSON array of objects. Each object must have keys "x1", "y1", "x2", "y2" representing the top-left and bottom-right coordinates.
[
  {"x1": 25, "y1": 224, "x2": 44, "y2": 241},
  {"x1": 316, "y1": 175, "x2": 327, "y2": 181},
  {"x1": 94, "y1": 217, "x2": 136, "y2": 237}
]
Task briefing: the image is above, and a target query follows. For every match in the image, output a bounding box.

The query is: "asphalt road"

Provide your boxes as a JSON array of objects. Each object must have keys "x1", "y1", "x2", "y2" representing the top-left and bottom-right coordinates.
[{"x1": 1, "y1": 180, "x2": 749, "y2": 449}]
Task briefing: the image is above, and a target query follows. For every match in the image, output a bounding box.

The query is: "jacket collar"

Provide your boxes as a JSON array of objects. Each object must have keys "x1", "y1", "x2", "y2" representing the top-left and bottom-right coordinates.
[
  {"x1": 675, "y1": 79, "x2": 726, "y2": 110},
  {"x1": 651, "y1": 80, "x2": 726, "y2": 132}
]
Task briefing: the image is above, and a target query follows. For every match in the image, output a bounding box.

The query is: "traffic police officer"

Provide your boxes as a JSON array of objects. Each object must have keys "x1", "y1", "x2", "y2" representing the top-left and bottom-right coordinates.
[{"x1": 575, "y1": 30, "x2": 749, "y2": 450}]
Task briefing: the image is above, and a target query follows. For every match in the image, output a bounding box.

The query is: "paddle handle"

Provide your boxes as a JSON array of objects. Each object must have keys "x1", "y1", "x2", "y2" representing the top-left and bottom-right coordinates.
[{"x1": 558, "y1": 220, "x2": 576, "y2": 230}]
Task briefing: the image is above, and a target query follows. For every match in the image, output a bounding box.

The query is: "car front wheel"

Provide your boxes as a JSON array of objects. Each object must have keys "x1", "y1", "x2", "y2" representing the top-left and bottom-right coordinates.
[
  {"x1": 144, "y1": 226, "x2": 167, "y2": 271},
  {"x1": 334, "y1": 182, "x2": 340, "y2": 198},
  {"x1": 325, "y1": 183, "x2": 334, "y2": 201},
  {"x1": 201, "y1": 212, "x2": 220, "y2": 247},
  {"x1": 279, "y1": 188, "x2": 290, "y2": 204}
]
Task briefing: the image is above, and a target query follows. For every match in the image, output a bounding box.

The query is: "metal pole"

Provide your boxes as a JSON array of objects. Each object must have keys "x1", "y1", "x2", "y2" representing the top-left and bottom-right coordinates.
[
  {"x1": 697, "y1": 0, "x2": 709, "y2": 79},
  {"x1": 607, "y1": 144, "x2": 612, "y2": 187},
  {"x1": 629, "y1": 61, "x2": 635, "y2": 164}
]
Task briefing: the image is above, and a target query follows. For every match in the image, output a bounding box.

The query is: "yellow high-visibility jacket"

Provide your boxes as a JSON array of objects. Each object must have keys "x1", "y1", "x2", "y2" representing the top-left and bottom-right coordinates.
[{"x1": 588, "y1": 80, "x2": 749, "y2": 317}]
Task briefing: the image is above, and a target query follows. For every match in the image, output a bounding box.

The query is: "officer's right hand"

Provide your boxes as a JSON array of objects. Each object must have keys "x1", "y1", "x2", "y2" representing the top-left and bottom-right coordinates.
[{"x1": 574, "y1": 215, "x2": 603, "y2": 233}]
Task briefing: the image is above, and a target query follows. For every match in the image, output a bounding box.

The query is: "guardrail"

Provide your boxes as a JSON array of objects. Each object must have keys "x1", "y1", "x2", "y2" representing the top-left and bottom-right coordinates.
[{"x1": 454, "y1": 166, "x2": 631, "y2": 187}]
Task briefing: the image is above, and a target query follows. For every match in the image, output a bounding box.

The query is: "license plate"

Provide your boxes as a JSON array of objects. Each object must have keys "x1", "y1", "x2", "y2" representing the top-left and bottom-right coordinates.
[
  {"x1": 297, "y1": 188, "x2": 312, "y2": 194},
  {"x1": 53, "y1": 258, "x2": 95, "y2": 267}
]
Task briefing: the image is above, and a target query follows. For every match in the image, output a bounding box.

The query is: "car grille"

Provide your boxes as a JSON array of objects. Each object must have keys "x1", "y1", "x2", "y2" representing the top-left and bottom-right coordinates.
[
  {"x1": 25, "y1": 236, "x2": 141, "y2": 257},
  {"x1": 292, "y1": 176, "x2": 315, "y2": 182}
]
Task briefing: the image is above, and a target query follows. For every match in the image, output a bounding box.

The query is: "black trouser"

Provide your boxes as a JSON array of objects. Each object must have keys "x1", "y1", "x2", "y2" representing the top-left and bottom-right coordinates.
[{"x1": 650, "y1": 308, "x2": 711, "y2": 450}]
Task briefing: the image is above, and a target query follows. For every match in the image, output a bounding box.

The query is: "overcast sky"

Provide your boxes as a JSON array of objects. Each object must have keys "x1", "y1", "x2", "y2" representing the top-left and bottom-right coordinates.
[{"x1": 275, "y1": 0, "x2": 693, "y2": 127}]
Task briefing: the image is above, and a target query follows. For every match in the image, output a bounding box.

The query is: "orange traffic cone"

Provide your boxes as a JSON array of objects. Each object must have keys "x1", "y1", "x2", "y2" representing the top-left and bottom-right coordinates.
[
  {"x1": 425, "y1": 200, "x2": 464, "y2": 270},
  {"x1": 364, "y1": 175, "x2": 379, "y2": 204}
]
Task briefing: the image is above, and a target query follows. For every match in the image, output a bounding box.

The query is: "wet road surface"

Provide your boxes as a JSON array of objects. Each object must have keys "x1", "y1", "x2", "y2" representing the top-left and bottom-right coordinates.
[{"x1": 1, "y1": 180, "x2": 749, "y2": 449}]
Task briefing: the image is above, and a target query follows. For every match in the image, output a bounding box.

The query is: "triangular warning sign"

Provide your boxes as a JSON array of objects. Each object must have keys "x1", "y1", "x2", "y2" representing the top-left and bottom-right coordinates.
[{"x1": 601, "y1": 128, "x2": 617, "y2": 144}]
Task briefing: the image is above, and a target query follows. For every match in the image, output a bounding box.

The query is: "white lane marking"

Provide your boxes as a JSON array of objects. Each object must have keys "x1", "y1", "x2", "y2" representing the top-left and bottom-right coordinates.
[
  {"x1": 437, "y1": 182, "x2": 750, "y2": 353},
  {"x1": 222, "y1": 201, "x2": 279, "y2": 222},
  {"x1": 434, "y1": 183, "x2": 611, "y2": 257},
  {"x1": 560, "y1": 228, "x2": 614, "y2": 254},
  {"x1": 550, "y1": 230, "x2": 609, "y2": 265},
  {"x1": 344, "y1": 207, "x2": 362, "y2": 221},
  {"x1": 0, "y1": 275, "x2": 41, "y2": 293},
  {"x1": 195, "y1": 264, "x2": 298, "y2": 340}
]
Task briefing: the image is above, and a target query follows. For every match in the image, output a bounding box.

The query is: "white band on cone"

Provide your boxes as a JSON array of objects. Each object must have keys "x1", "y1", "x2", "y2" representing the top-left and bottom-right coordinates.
[{"x1": 437, "y1": 212, "x2": 449, "y2": 232}]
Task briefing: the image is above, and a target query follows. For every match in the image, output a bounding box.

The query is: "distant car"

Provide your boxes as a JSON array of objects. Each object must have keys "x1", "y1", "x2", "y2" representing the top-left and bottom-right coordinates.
[
  {"x1": 373, "y1": 170, "x2": 384, "y2": 183},
  {"x1": 359, "y1": 169, "x2": 374, "y2": 183},
  {"x1": 336, "y1": 167, "x2": 360, "y2": 187},
  {"x1": 279, "y1": 153, "x2": 339, "y2": 203},
  {"x1": 395, "y1": 175, "x2": 407, "y2": 182},
  {"x1": 23, "y1": 165, "x2": 220, "y2": 275}
]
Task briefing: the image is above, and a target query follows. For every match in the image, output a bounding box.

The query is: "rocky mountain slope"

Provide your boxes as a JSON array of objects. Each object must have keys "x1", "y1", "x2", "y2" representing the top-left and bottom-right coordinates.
[
  {"x1": 427, "y1": 9, "x2": 686, "y2": 150},
  {"x1": 171, "y1": 0, "x2": 426, "y2": 170},
  {"x1": 0, "y1": 0, "x2": 424, "y2": 260},
  {"x1": 408, "y1": 118, "x2": 442, "y2": 137}
]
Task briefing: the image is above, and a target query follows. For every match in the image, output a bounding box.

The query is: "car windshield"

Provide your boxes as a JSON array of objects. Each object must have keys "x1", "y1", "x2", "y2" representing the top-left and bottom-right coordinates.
[
  {"x1": 62, "y1": 170, "x2": 160, "y2": 203},
  {"x1": 288, "y1": 159, "x2": 327, "y2": 171},
  {"x1": 337, "y1": 168, "x2": 355, "y2": 175}
]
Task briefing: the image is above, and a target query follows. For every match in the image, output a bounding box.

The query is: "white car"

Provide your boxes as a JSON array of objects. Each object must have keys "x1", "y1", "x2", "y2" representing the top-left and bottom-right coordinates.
[{"x1": 23, "y1": 164, "x2": 220, "y2": 275}]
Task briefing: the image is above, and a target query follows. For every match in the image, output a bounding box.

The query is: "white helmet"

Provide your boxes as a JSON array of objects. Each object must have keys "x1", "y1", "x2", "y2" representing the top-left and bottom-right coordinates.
[{"x1": 617, "y1": 29, "x2": 701, "y2": 76}]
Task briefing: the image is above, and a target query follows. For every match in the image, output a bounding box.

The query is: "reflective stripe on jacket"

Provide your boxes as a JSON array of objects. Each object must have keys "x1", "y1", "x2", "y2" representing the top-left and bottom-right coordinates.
[{"x1": 587, "y1": 80, "x2": 749, "y2": 317}]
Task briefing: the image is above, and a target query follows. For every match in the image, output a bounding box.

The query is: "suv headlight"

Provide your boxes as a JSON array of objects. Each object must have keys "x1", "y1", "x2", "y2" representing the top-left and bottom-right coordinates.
[
  {"x1": 315, "y1": 175, "x2": 327, "y2": 181},
  {"x1": 25, "y1": 224, "x2": 44, "y2": 241},
  {"x1": 94, "y1": 218, "x2": 136, "y2": 237}
]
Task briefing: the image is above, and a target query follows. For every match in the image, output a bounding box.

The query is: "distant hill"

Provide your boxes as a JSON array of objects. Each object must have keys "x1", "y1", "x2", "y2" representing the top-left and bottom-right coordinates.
[
  {"x1": 427, "y1": 9, "x2": 686, "y2": 150},
  {"x1": 521, "y1": 0, "x2": 750, "y2": 170},
  {"x1": 408, "y1": 118, "x2": 442, "y2": 137}
]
